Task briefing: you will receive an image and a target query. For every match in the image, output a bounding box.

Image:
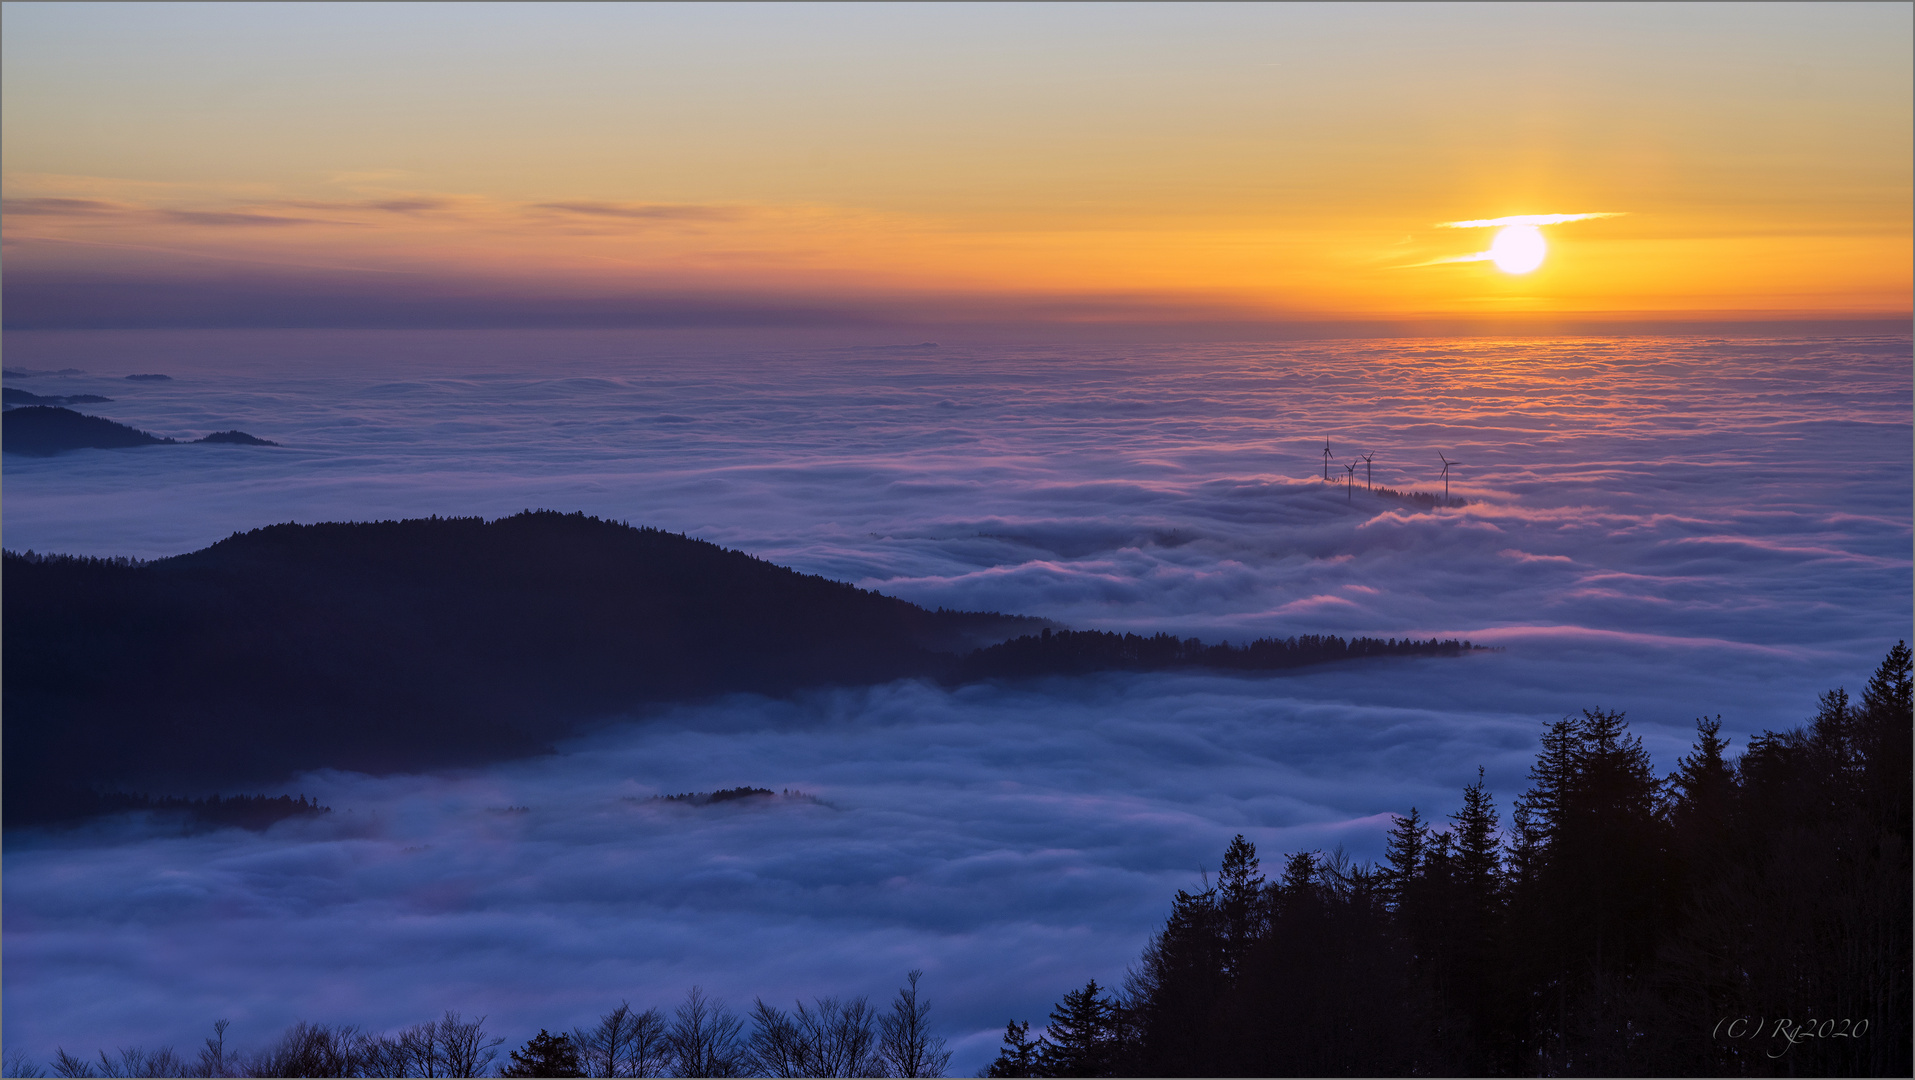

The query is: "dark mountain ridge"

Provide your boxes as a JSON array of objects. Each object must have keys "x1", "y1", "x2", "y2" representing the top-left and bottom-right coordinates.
[
  {"x1": 1, "y1": 405, "x2": 277, "y2": 455},
  {"x1": 4, "y1": 511, "x2": 1475, "y2": 826},
  {"x1": 2, "y1": 387, "x2": 114, "y2": 407}
]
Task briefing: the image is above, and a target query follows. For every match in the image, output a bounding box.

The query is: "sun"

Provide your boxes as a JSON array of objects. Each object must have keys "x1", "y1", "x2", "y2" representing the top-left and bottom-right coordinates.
[{"x1": 1488, "y1": 224, "x2": 1546, "y2": 274}]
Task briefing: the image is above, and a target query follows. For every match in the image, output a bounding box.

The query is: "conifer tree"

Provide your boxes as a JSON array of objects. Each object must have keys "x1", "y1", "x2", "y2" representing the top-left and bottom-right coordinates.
[
  {"x1": 501, "y1": 1029, "x2": 582, "y2": 1077},
  {"x1": 983, "y1": 1020, "x2": 1042, "y2": 1078},
  {"x1": 1035, "y1": 981, "x2": 1113, "y2": 1078},
  {"x1": 1383, "y1": 807, "x2": 1427, "y2": 910},
  {"x1": 1451, "y1": 768, "x2": 1502, "y2": 915},
  {"x1": 1213, "y1": 835, "x2": 1265, "y2": 980}
]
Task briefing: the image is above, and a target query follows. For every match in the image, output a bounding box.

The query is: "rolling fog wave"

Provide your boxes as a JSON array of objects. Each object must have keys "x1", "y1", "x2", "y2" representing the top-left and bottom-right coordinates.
[{"x1": 3, "y1": 329, "x2": 1909, "y2": 1070}]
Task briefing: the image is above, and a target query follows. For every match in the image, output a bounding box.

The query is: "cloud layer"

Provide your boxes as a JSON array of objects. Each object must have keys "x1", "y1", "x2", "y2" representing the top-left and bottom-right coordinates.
[{"x1": 3, "y1": 329, "x2": 1909, "y2": 1072}]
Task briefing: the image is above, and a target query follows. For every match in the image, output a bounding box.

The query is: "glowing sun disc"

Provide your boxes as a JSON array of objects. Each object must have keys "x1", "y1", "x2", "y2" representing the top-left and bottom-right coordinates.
[{"x1": 1490, "y1": 224, "x2": 1546, "y2": 273}]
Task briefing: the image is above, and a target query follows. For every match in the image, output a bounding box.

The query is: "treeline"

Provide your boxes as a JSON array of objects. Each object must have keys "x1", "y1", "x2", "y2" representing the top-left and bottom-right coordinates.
[
  {"x1": 961, "y1": 629, "x2": 1479, "y2": 679},
  {"x1": 985, "y1": 643, "x2": 1912, "y2": 1077},
  {"x1": 91, "y1": 793, "x2": 330, "y2": 831},
  {"x1": 6, "y1": 975, "x2": 952, "y2": 1079},
  {"x1": 657, "y1": 787, "x2": 776, "y2": 804},
  {"x1": 1370, "y1": 485, "x2": 1467, "y2": 509}
]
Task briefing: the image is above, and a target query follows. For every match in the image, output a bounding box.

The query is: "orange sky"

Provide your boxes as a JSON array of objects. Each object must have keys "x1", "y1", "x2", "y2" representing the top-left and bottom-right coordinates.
[{"x1": 4, "y1": 3, "x2": 1909, "y2": 329}]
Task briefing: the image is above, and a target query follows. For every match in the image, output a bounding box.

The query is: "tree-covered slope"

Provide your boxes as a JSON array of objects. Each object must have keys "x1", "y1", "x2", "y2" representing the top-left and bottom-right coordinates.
[
  {"x1": 4, "y1": 511, "x2": 1478, "y2": 826},
  {"x1": 3, "y1": 511, "x2": 1042, "y2": 824},
  {"x1": 1, "y1": 404, "x2": 172, "y2": 454}
]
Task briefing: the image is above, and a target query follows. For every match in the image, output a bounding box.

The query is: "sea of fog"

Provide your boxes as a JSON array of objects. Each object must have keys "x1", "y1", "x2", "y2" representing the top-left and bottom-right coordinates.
[{"x1": 3, "y1": 329, "x2": 1910, "y2": 1073}]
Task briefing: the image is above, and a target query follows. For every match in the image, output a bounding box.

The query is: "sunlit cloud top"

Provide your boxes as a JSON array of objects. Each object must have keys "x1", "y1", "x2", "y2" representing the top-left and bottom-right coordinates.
[{"x1": 1436, "y1": 213, "x2": 1628, "y2": 229}]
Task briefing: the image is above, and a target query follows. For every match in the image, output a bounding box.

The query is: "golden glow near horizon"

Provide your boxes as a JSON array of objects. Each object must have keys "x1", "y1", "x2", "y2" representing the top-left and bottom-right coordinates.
[{"x1": 1, "y1": 4, "x2": 1909, "y2": 324}]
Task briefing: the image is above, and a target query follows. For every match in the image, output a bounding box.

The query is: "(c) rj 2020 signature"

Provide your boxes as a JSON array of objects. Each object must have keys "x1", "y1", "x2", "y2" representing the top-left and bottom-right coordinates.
[{"x1": 1714, "y1": 1016, "x2": 1869, "y2": 1058}]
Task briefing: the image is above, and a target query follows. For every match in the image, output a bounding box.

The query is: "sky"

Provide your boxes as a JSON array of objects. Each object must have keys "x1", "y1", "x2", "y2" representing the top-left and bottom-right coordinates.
[{"x1": 3, "y1": 2, "x2": 1911, "y2": 332}]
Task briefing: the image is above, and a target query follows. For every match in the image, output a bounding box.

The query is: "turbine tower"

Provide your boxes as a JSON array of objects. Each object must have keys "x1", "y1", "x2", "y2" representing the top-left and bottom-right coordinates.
[
  {"x1": 1322, "y1": 439, "x2": 1333, "y2": 481},
  {"x1": 1361, "y1": 451, "x2": 1376, "y2": 491},
  {"x1": 1438, "y1": 452, "x2": 1465, "y2": 506},
  {"x1": 1343, "y1": 460, "x2": 1358, "y2": 502}
]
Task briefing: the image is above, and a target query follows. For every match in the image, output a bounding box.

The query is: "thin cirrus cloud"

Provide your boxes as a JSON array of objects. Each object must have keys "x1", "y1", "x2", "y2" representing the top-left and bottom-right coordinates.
[
  {"x1": 1, "y1": 196, "x2": 125, "y2": 217},
  {"x1": 271, "y1": 197, "x2": 457, "y2": 216},
  {"x1": 159, "y1": 209, "x2": 333, "y2": 228},
  {"x1": 1435, "y1": 213, "x2": 1629, "y2": 229},
  {"x1": 1403, "y1": 212, "x2": 1629, "y2": 268},
  {"x1": 531, "y1": 202, "x2": 745, "y2": 222},
  {"x1": 4, "y1": 193, "x2": 743, "y2": 230},
  {"x1": 2, "y1": 197, "x2": 329, "y2": 228}
]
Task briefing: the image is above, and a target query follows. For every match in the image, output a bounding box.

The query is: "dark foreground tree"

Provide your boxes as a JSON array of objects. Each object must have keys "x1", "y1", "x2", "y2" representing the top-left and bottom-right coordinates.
[
  {"x1": 666, "y1": 987, "x2": 745, "y2": 1078},
  {"x1": 573, "y1": 1001, "x2": 670, "y2": 1078},
  {"x1": 877, "y1": 970, "x2": 953, "y2": 1078},
  {"x1": 501, "y1": 1029, "x2": 583, "y2": 1077},
  {"x1": 1033, "y1": 981, "x2": 1116, "y2": 1078},
  {"x1": 983, "y1": 1020, "x2": 1043, "y2": 1078},
  {"x1": 1019, "y1": 643, "x2": 1913, "y2": 1076}
]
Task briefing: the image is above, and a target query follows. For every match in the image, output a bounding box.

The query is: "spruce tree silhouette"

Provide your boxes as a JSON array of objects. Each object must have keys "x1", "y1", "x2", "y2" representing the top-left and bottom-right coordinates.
[{"x1": 501, "y1": 1029, "x2": 582, "y2": 1077}]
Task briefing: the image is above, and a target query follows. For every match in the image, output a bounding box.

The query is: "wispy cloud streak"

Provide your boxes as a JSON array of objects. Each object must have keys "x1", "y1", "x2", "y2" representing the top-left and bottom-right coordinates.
[{"x1": 1436, "y1": 213, "x2": 1628, "y2": 229}]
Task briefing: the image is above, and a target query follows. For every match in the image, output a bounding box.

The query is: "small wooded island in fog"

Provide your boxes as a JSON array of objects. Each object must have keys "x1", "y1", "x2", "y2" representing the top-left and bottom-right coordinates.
[{"x1": 4, "y1": 511, "x2": 1480, "y2": 826}]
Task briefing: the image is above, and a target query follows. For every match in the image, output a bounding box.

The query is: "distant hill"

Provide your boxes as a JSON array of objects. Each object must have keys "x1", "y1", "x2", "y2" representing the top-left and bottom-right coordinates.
[
  {"x1": 2, "y1": 387, "x2": 114, "y2": 407},
  {"x1": 3, "y1": 511, "x2": 1476, "y2": 826},
  {"x1": 1, "y1": 405, "x2": 276, "y2": 455},
  {"x1": 196, "y1": 429, "x2": 280, "y2": 446},
  {"x1": 2, "y1": 405, "x2": 174, "y2": 454},
  {"x1": 3, "y1": 512, "x2": 1046, "y2": 824}
]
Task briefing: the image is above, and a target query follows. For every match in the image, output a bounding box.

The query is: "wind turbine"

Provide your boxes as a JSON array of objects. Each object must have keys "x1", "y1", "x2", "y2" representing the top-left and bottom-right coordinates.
[
  {"x1": 1343, "y1": 460, "x2": 1358, "y2": 502},
  {"x1": 1438, "y1": 452, "x2": 1465, "y2": 506},
  {"x1": 1322, "y1": 439, "x2": 1333, "y2": 481},
  {"x1": 1360, "y1": 451, "x2": 1376, "y2": 492}
]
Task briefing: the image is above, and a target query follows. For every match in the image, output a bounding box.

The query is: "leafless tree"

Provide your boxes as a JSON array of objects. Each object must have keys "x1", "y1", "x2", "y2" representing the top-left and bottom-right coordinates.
[
  {"x1": 353, "y1": 1031, "x2": 417, "y2": 1079},
  {"x1": 575, "y1": 1001, "x2": 670, "y2": 1078},
  {"x1": 435, "y1": 1012, "x2": 503, "y2": 1078},
  {"x1": 744, "y1": 1000, "x2": 807, "y2": 1078},
  {"x1": 747, "y1": 996, "x2": 882, "y2": 1078},
  {"x1": 878, "y1": 971, "x2": 952, "y2": 1078},
  {"x1": 193, "y1": 1020, "x2": 237, "y2": 1079},
  {"x1": 394, "y1": 1016, "x2": 447, "y2": 1077},
  {"x1": 95, "y1": 1046, "x2": 187, "y2": 1078},
  {"x1": 243, "y1": 1021, "x2": 367, "y2": 1078},
  {"x1": 667, "y1": 987, "x2": 744, "y2": 1078},
  {"x1": 48, "y1": 1050, "x2": 94, "y2": 1079},
  {"x1": 794, "y1": 997, "x2": 880, "y2": 1078}
]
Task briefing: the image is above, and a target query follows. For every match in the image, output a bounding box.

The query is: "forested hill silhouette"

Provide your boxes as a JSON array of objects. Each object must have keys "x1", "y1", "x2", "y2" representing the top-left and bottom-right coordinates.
[
  {"x1": 2, "y1": 404, "x2": 173, "y2": 453},
  {"x1": 962, "y1": 628, "x2": 1477, "y2": 679},
  {"x1": 5, "y1": 511, "x2": 1035, "y2": 824},
  {"x1": 1, "y1": 404, "x2": 279, "y2": 454},
  {"x1": 5, "y1": 511, "x2": 1473, "y2": 826}
]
